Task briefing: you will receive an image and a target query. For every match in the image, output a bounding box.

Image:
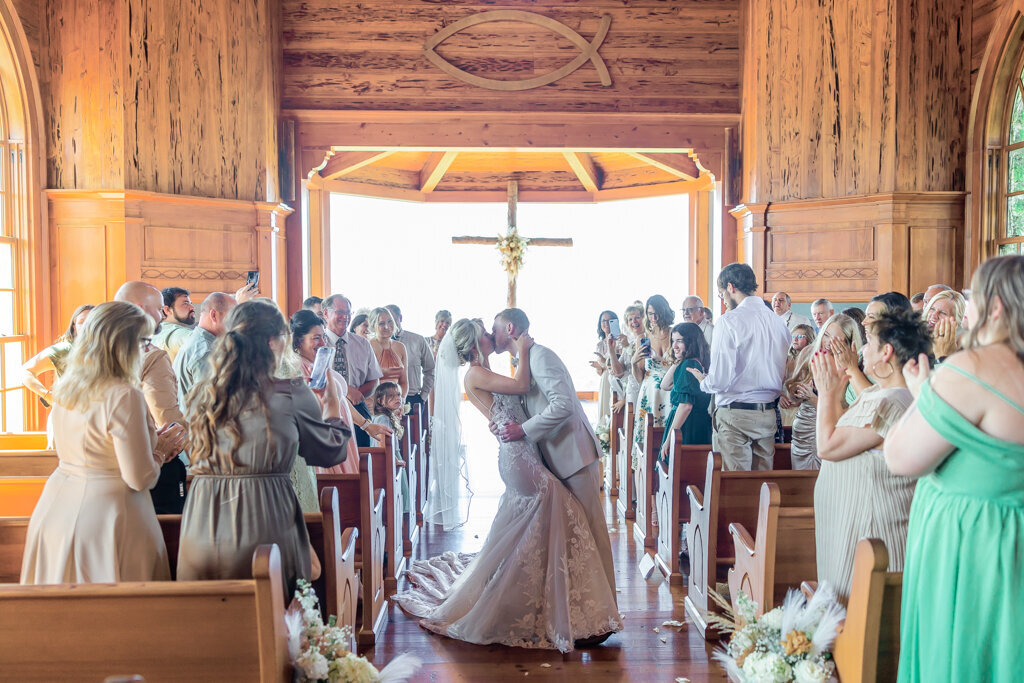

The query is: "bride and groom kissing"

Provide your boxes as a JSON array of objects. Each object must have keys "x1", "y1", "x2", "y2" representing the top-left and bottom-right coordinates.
[{"x1": 393, "y1": 308, "x2": 623, "y2": 653}]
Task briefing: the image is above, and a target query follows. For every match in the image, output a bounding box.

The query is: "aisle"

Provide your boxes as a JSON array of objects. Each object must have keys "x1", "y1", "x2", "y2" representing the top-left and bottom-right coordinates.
[{"x1": 367, "y1": 401, "x2": 725, "y2": 682}]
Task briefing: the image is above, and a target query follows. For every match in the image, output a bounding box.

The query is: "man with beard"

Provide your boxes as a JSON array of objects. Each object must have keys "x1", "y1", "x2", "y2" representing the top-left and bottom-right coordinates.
[
  {"x1": 152, "y1": 286, "x2": 196, "y2": 363},
  {"x1": 687, "y1": 263, "x2": 791, "y2": 471}
]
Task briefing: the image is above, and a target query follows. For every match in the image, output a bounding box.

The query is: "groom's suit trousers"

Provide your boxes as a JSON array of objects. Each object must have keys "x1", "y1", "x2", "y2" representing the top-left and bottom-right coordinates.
[{"x1": 562, "y1": 460, "x2": 617, "y2": 597}]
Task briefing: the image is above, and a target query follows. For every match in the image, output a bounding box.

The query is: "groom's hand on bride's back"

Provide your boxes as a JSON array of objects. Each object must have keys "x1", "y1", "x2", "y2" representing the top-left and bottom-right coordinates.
[{"x1": 500, "y1": 421, "x2": 526, "y2": 442}]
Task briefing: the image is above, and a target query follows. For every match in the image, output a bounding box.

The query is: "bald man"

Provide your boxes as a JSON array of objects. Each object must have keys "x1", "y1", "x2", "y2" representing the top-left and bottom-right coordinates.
[{"x1": 114, "y1": 280, "x2": 188, "y2": 513}]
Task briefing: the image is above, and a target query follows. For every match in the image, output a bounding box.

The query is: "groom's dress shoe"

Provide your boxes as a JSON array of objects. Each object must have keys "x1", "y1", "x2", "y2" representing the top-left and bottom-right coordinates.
[{"x1": 574, "y1": 632, "x2": 614, "y2": 648}]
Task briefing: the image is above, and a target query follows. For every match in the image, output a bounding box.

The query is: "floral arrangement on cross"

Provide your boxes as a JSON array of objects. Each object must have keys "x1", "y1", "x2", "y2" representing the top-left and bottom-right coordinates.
[
  {"x1": 286, "y1": 579, "x2": 421, "y2": 682},
  {"x1": 496, "y1": 227, "x2": 530, "y2": 288},
  {"x1": 593, "y1": 421, "x2": 611, "y2": 456}
]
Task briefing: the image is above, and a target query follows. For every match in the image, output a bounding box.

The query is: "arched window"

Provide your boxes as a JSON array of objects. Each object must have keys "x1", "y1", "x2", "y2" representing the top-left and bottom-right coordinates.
[
  {"x1": 0, "y1": 93, "x2": 28, "y2": 432},
  {"x1": 999, "y1": 51, "x2": 1024, "y2": 257}
]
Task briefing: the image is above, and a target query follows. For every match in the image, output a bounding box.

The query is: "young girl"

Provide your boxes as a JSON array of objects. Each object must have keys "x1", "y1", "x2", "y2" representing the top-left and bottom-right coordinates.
[
  {"x1": 658, "y1": 322, "x2": 713, "y2": 463},
  {"x1": 371, "y1": 381, "x2": 409, "y2": 513}
]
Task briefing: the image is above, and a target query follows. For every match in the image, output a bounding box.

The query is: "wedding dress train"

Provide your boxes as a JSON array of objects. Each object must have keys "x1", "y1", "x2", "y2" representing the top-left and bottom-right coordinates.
[{"x1": 392, "y1": 392, "x2": 623, "y2": 652}]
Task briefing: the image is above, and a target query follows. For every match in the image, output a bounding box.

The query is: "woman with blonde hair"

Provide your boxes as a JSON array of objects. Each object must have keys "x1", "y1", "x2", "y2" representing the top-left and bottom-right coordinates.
[
  {"x1": 177, "y1": 300, "x2": 351, "y2": 594},
  {"x1": 21, "y1": 301, "x2": 187, "y2": 584},
  {"x1": 610, "y1": 303, "x2": 644, "y2": 412},
  {"x1": 22, "y1": 304, "x2": 95, "y2": 406},
  {"x1": 886, "y1": 256, "x2": 1024, "y2": 681},
  {"x1": 368, "y1": 306, "x2": 409, "y2": 400},
  {"x1": 923, "y1": 289, "x2": 967, "y2": 361}
]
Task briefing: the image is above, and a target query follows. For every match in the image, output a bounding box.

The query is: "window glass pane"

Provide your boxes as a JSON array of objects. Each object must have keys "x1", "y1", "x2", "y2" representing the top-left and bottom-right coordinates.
[
  {"x1": 0, "y1": 291, "x2": 13, "y2": 335},
  {"x1": 0, "y1": 242, "x2": 12, "y2": 289},
  {"x1": 4, "y1": 388, "x2": 24, "y2": 433},
  {"x1": 1013, "y1": 88, "x2": 1024, "y2": 144},
  {"x1": 1010, "y1": 148, "x2": 1024, "y2": 193},
  {"x1": 1007, "y1": 195, "x2": 1024, "y2": 238},
  {"x1": 3, "y1": 341, "x2": 21, "y2": 389},
  {"x1": 999, "y1": 242, "x2": 1020, "y2": 255}
]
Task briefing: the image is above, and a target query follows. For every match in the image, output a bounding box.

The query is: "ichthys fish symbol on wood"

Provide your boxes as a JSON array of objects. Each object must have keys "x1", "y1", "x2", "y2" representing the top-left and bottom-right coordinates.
[{"x1": 423, "y1": 10, "x2": 612, "y2": 91}]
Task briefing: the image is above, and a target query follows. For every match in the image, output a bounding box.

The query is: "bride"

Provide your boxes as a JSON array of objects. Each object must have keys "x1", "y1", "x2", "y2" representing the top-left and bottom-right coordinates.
[{"x1": 393, "y1": 318, "x2": 623, "y2": 652}]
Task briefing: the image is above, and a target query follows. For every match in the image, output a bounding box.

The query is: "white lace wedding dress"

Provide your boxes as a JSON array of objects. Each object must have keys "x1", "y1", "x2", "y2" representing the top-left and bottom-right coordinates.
[{"x1": 392, "y1": 392, "x2": 623, "y2": 652}]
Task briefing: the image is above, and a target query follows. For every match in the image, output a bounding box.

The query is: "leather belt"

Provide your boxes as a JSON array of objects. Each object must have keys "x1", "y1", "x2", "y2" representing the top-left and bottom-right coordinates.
[{"x1": 722, "y1": 399, "x2": 779, "y2": 411}]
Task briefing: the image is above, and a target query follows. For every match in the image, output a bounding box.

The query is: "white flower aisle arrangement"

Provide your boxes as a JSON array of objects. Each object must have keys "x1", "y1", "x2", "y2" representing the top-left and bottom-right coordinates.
[
  {"x1": 594, "y1": 422, "x2": 611, "y2": 455},
  {"x1": 286, "y1": 580, "x2": 421, "y2": 682},
  {"x1": 708, "y1": 583, "x2": 846, "y2": 683}
]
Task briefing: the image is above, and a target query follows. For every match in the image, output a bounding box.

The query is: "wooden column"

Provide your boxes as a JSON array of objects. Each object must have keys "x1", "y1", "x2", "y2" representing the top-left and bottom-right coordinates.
[
  {"x1": 306, "y1": 175, "x2": 332, "y2": 299},
  {"x1": 688, "y1": 182, "x2": 714, "y2": 305}
]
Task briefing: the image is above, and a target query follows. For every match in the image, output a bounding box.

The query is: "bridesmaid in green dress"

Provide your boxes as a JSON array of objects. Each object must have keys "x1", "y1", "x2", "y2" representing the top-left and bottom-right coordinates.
[
  {"x1": 659, "y1": 322, "x2": 712, "y2": 463},
  {"x1": 885, "y1": 255, "x2": 1024, "y2": 682}
]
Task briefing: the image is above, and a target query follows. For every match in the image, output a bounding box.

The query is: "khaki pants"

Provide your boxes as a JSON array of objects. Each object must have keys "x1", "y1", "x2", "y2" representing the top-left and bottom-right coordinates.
[
  {"x1": 562, "y1": 460, "x2": 617, "y2": 597},
  {"x1": 712, "y1": 405, "x2": 777, "y2": 471}
]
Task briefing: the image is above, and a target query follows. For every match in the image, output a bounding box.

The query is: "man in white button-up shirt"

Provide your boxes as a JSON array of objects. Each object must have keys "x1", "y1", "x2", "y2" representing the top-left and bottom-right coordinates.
[{"x1": 693, "y1": 264, "x2": 792, "y2": 470}]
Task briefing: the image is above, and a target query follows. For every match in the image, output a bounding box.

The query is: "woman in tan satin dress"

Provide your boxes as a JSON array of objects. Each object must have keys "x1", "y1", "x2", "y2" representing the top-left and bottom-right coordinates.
[
  {"x1": 178, "y1": 301, "x2": 351, "y2": 594},
  {"x1": 368, "y1": 306, "x2": 409, "y2": 400},
  {"x1": 20, "y1": 302, "x2": 187, "y2": 584}
]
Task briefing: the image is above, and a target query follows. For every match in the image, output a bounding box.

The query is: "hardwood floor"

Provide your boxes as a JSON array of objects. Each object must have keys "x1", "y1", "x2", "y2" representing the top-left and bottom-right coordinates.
[{"x1": 366, "y1": 492, "x2": 726, "y2": 681}]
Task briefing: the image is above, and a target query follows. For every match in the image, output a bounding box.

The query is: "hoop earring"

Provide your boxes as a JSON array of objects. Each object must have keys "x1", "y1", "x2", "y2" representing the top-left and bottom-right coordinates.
[{"x1": 872, "y1": 360, "x2": 894, "y2": 380}]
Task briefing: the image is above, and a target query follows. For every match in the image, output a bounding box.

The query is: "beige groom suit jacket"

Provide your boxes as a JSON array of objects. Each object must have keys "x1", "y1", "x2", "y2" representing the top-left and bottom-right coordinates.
[{"x1": 521, "y1": 345, "x2": 601, "y2": 480}]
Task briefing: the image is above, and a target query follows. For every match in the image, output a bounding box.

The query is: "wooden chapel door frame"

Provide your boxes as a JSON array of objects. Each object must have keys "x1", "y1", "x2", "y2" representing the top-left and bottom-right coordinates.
[
  {"x1": 281, "y1": 111, "x2": 739, "y2": 314},
  {"x1": 967, "y1": 1, "x2": 1024, "y2": 277}
]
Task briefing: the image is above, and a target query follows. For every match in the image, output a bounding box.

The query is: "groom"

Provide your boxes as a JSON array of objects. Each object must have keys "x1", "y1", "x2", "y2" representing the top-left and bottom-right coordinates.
[{"x1": 490, "y1": 308, "x2": 618, "y2": 642}]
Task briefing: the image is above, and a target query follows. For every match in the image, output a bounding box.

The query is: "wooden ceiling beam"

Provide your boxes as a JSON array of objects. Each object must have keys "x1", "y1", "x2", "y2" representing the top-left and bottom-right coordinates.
[
  {"x1": 319, "y1": 150, "x2": 393, "y2": 180},
  {"x1": 562, "y1": 151, "x2": 602, "y2": 192},
  {"x1": 627, "y1": 152, "x2": 700, "y2": 180},
  {"x1": 418, "y1": 151, "x2": 458, "y2": 192}
]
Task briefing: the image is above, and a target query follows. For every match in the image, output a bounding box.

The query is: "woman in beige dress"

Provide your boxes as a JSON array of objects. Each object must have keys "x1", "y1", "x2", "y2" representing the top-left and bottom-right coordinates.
[
  {"x1": 178, "y1": 300, "x2": 351, "y2": 594},
  {"x1": 810, "y1": 308, "x2": 932, "y2": 602},
  {"x1": 20, "y1": 301, "x2": 187, "y2": 584},
  {"x1": 369, "y1": 306, "x2": 409, "y2": 399}
]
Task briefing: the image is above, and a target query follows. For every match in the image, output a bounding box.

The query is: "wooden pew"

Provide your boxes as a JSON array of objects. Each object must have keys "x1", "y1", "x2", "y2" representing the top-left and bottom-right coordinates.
[
  {"x1": 409, "y1": 402, "x2": 429, "y2": 524},
  {"x1": 0, "y1": 544, "x2": 290, "y2": 682},
  {"x1": 0, "y1": 433, "x2": 47, "y2": 450},
  {"x1": 361, "y1": 434, "x2": 407, "y2": 593},
  {"x1": 684, "y1": 452, "x2": 817, "y2": 639},
  {"x1": 605, "y1": 401, "x2": 623, "y2": 496},
  {"x1": 727, "y1": 481, "x2": 816, "y2": 617},
  {"x1": 0, "y1": 477, "x2": 46, "y2": 516},
  {"x1": 615, "y1": 401, "x2": 636, "y2": 521},
  {"x1": 0, "y1": 450, "x2": 58, "y2": 477},
  {"x1": 0, "y1": 516, "x2": 27, "y2": 582},
  {"x1": 317, "y1": 453, "x2": 388, "y2": 647},
  {"x1": 399, "y1": 413, "x2": 419, "y2": 557},
  {"x1": 632, "y1": 412, "x2": 664, "y2": 549},
  {"x1": 654, "y1": 435, "x2": 712, "y2": 585},
  {"x1": 834, "y1": 539, "x2": 903, "y2": 683}
]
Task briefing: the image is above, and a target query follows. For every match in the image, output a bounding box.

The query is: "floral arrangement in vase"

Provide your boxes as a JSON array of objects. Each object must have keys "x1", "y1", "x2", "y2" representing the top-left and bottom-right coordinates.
[
  {"x1": 286, "y1": 579, "x2": 421, "y2": 682},
  {"x1": 708, "y1": 584, "x2": 846, "y2": 683}
]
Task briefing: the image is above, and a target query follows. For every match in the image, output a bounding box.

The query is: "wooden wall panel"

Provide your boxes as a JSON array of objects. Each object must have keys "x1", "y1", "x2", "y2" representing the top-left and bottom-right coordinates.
[
  {"x1": 281, "y1": 0, "x2": 741, "y2": 114},
  {"x1": 42, "y1": 0, "x2": 280, "y2": 202},
  {"x1": 10, "y1": 0, "x2": 39, "y2": 68},
  {"x1": 742, "y1": 0, "x2": 970, "y2": 203},
  {"x1": 46, "y1": 190, "x2": 291, "y2": 337}
]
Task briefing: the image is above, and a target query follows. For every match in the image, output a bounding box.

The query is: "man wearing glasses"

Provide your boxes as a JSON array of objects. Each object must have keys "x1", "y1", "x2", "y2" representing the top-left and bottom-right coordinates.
[{"x1": 681, "y1": 295, "x2": 713, "y2": 345}]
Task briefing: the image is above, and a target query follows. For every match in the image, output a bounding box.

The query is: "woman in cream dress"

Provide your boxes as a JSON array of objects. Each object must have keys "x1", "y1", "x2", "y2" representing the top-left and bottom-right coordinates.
[
  {"x1": 21, "y1": 302, "x2": 187, "y2": 584},
  {"x1": 810, "y1": 308, "x2": 931, "y2": 602}
]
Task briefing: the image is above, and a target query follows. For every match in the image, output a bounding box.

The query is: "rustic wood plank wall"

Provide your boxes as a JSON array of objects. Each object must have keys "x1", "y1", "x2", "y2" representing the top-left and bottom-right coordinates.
[
  {"x1": 40, "y1": 0, "x2": 280, "y2": 203},
  {"x1": 281, "y1": 0, "x2": 741, "y2": 113},
  {"x1": 10, "y1": 0, "x2": 39, "y2": 68}
]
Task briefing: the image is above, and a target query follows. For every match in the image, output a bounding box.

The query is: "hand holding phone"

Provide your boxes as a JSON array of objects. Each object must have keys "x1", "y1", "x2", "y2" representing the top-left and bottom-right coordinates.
[
  {"x1": 309, "y1": 346, "x2": 335, "y2": 390},
  {"x1": 607, "y1": 318, "x2": 621, "y2": 339}
]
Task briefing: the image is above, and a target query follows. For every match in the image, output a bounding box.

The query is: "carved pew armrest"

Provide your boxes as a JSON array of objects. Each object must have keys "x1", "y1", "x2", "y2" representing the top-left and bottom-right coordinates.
[{"x1": 728, "y1": 522, "x2": 756, "y2": 558}]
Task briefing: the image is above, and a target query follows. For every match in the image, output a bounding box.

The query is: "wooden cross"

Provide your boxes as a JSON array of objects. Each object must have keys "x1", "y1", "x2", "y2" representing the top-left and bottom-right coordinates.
[{"x1": 452, "y1": 181, "x2": 573, "y2": 308}]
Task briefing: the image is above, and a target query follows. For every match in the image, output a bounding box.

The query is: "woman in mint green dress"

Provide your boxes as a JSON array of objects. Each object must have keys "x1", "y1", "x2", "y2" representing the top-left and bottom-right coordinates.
[{"x1": 885, "y1": 255, "x2": 1024, "y2": 682}]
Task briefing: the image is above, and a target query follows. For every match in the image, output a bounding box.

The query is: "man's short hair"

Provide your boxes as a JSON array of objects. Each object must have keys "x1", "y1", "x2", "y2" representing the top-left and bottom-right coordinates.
[
  {"x1": 200, "y1": 292, "x2": 233, "y2": 315},
  {"x1": 496, "y1": 308, "x2": 530, "y2": 332},
  {"x1": 323, "y1": 294, "x2": 351, "y2": 311},
  {"x1": 910, "y1": 292, "x2": 925, "y2": 304},
  {"x1": 774, "y1": 291, "x2": 791, "y2": 304},
  {"x1": 811, "y1": 298, "x2": 833, "y2": 309},
  {"x1": 302, "y1": 296, "x2": 323, "y2": 309},
  {"x1": 161, "y1": 287, "x2": 190, "y2": 308},
  {"x1": 682, "y1": 295, "x2": 704, "y2": 308},
  {"x1": 717, "y1": 263, "x2": 758, "y2": 296},
  {"x1": 386, "y1": 304, "x2": 401, "y2": 319}
]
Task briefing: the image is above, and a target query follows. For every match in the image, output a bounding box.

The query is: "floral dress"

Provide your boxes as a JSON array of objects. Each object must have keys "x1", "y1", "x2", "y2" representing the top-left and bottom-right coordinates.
[{"x1": 632, "y1": 355, "x2": 671, "y2": 470}]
